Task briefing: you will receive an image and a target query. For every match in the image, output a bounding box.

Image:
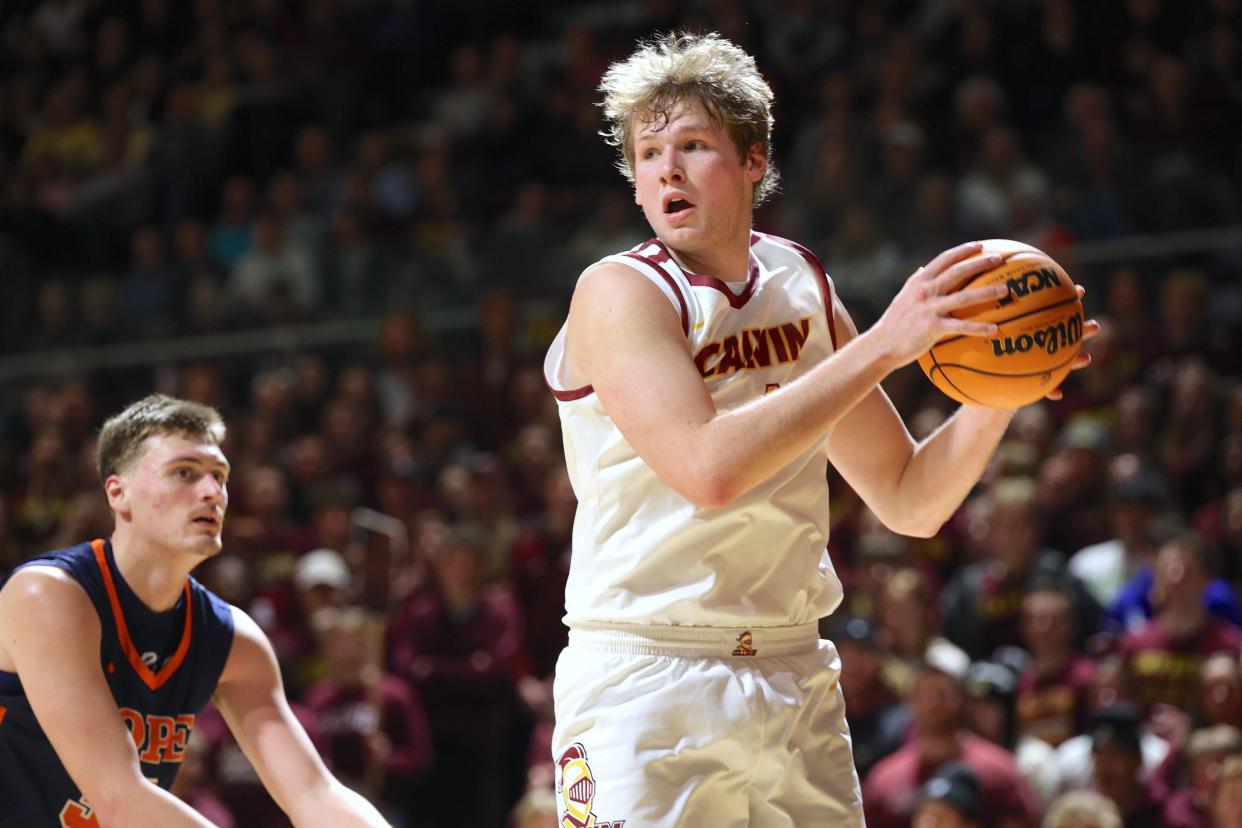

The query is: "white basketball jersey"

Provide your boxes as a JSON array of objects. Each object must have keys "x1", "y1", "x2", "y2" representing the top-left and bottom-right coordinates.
[{"x1": 544, "y1": 232, "x2": 845, "y2": 628}]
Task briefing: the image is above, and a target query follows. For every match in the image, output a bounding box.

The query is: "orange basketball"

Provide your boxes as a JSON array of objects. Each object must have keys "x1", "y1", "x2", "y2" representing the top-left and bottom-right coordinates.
[{"x1": 917, "y1": 239, "x2": 1084, "y2": 409}]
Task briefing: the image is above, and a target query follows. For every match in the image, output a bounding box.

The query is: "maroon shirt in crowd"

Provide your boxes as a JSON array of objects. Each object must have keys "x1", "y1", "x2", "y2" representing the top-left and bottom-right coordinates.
[
  {"x1": 195, "y1": 701, "x2": 326, "y2": 828},
  {"x1": 385, "y1": 585, "x2": 523, "y2": 746},
  {"x1": 1120, "y1": 619, "x2": 1242, "y2": 711},
  {"x1": 862, "y1": 733, "x2": 1039, "y2": 828},
  {"x1": 1016, "y1": 656, "x2": 1097, "y2": 747},
  {"x1": 302, "y1": 673, "x2": 434, "y2": 801}
]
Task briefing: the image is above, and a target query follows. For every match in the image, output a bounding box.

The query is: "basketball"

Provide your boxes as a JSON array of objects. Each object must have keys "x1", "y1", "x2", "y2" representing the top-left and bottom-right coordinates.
[{"x1": 918, "y1": 239, "x2": 1084, "y2": 409}]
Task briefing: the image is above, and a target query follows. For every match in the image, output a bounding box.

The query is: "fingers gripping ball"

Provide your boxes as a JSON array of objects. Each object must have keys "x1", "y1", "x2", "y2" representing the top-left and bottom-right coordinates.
[{"x1": 918, "y1": 239, "x2": 1084, "y2": 409}]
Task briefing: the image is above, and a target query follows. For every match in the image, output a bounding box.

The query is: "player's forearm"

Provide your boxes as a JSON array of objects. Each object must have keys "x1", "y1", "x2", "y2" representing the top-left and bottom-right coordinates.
[
  {"x1": 290, "y1": 778, "x2": 390, "y2": 827},
  {"x1": 891, "y1": 405, "x2": 1013, "y2": 536},
  {"x1": 94, "y1": 783, "x2": 217, "y2": 827},
  {"x1": 694, "y1": 326, "x2": 902, "y2": 506}
]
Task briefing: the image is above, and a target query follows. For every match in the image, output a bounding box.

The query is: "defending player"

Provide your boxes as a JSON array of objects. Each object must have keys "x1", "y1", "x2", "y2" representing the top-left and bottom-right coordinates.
[
  {"x1": 0, "y1": 395, "x2": 389, "y2": 827},
  {"x1": 543, "y1": 32, "x2": 1096, "y2": 825}
]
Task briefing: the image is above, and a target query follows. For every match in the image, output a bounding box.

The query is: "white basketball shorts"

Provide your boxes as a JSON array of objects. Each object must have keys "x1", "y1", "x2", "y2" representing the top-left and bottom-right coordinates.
[{"x1": 551, "y1": 622, "x2": 865, "y2": 827}]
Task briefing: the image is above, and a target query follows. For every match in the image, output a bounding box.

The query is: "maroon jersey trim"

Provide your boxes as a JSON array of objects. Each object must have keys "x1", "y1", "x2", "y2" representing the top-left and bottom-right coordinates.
[
  {"x1": 647, "y1": 239, "x2": 759, "y2": 310},
  {"x1": 753, "y1": 232, "x2": 839, "y2": 350},
  {"x1": 621, "y1": 251, "x2": 691, "y2": 335}
]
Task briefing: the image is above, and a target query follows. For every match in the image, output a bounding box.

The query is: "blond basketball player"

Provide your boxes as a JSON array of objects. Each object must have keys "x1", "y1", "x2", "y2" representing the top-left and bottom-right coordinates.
[{"x1": 543, "y1": 32, "x2": 1095, "y2": 827}]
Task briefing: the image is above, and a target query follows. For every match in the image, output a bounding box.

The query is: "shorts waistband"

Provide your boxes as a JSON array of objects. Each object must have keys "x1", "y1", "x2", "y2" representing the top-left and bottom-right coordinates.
[{"x1": 566, "y1": 621, "x2": 820, "y2": 658}]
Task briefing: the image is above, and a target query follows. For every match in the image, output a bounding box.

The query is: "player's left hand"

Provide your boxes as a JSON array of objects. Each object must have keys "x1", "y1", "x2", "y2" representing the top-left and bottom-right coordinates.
[{"x1": 1044, "y1": 285, "x2": 1100, "y2": 401}]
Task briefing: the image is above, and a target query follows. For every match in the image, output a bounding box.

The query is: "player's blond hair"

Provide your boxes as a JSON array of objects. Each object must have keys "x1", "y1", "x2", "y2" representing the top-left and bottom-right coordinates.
[
  {"x1": 97, "y1": 394, "x2": 226, "y2": 483},
  {"x1": 598, "y1": 32, "x2": 780, "y2": 206}
]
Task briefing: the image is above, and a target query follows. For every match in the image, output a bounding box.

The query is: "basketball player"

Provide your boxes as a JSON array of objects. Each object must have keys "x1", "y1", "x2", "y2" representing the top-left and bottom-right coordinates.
[
  {"x1": 0, "y1": 395, "x2": 389, "y2": 827},
  {"x1": 543, "y1": 33, "x2": 1097, "y2": 826}
]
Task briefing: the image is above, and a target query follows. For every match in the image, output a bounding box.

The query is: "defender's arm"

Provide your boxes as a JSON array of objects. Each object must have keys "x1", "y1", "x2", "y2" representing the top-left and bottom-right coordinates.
[
  {"x1": 212, "y1": 607, "x2": 389, "y2": 827},
  {"x1": 0, "y1": 567, "x2": 215, "y2": 826}
]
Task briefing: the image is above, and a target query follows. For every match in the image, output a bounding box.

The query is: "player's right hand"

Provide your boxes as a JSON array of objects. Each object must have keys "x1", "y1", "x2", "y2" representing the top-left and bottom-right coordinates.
[{"x1": 872, "y1": 241, "x2": 1009, "y2": 367}]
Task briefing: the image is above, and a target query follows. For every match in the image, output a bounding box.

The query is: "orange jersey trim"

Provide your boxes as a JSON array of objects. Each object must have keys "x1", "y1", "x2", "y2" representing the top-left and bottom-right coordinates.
[
  {"x1": 90, "y1": 539, "x2": 193, "y2": 691},
  {"x1": 0, "y1": 705, "x2": 7, "y2": 725}
]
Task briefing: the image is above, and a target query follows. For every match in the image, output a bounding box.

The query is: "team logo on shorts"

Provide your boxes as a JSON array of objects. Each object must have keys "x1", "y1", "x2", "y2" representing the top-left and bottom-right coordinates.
[
  {"x1": 556, "y1": 743, "x2": 626, "y2": 827},
  {"x1": 732, "y1": 630, "x2": 757, "y2": 656}
]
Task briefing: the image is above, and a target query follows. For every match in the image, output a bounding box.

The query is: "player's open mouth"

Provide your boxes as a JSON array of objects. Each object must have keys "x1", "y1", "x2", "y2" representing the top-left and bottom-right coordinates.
[
  {"x1": 664, "y1": 198, "x2": 694, "y2": 219},
  {"x1": 192, "y1": 516, "x2": 220, "y2": 530}
]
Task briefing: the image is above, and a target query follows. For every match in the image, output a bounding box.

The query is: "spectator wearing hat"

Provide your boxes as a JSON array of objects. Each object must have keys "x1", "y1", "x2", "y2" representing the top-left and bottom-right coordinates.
[
  {"x1": 1051, "y1": 656, "x2": 1172, "y2": 799},
  {"x1": 963, "y1": 660, "x2": 1019, "y2": 750},
  {"x1": 913, "y1": 763, "x2": 981, "y2": 828},
  {"x1": 1119, "y1": 534, "x2": 1242, "y2": 712},
  {"x1": 863, "y1": 661, "x2": 1038, "y2": 828},
  {"x1": 826, "y1": 616, "x2": 912, "y2": 779},
  {"x1": 1091, "y1": 703, "x2": 1165, "y2": 827}
]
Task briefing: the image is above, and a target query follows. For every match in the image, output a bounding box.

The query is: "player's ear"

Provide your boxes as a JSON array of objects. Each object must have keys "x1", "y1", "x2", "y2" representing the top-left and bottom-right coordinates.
[
  {"x1": 104, "y1": 474, "x2": 129, "y2": 516},
  {"x1": 745, "y1": 141, "x2": 766, "y2": 184}
]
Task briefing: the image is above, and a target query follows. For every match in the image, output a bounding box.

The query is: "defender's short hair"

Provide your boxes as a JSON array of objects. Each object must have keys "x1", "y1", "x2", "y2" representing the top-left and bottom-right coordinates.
[
  {"x1": 96, "y1": 394, "x2": 226, "y2": 482},
  {"x1": 598, "y1": 31, "x2": 780, "y2": 206}
]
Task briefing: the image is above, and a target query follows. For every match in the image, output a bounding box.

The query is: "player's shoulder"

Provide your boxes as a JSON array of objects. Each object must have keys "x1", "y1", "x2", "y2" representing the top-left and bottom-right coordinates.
[
  {"x1": 570, "y1": 245, "x2": 681, "y2": 313},
  {"x1": 750, "y1": 230, "x2": 830, "y2": 275},
  {"x1": 0, "y1": 559, "x2": 97, "y2": 643},
  {"x1": 1, "y1": 540, "x2": 97, "y2": 598}
]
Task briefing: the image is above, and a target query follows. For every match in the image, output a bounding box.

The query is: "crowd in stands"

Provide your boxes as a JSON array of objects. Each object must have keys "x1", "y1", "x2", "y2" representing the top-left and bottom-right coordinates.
[{"x1": 2, "y1": 1, "x2": 1241, "y2": 826}]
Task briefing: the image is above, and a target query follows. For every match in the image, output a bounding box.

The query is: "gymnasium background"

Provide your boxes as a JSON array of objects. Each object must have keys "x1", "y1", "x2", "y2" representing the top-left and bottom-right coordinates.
[{"x1": 1, "y1": 1, "x2": 1240, "y2": 826}]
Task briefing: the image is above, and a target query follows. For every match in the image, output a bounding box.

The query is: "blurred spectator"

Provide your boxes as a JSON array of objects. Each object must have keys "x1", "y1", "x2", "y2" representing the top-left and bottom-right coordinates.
[
  {"x1": 1016, "y1": 582, "x2": 1096, "y2": 749},
  {"x1": 118, "y1": 224, "x2": 175, "y2": 336},
  {"x1": 877, "y1": 567, "x2": 970, "y2": 698},
  {"x1": 169, "y1": 732, "x2": 236, "y2": 828},
  {"x1": 1214, "y1": 754, "x2": 1242, "y2": 828},
  {"x1": 386, "y1": 524, "x2": 523, "y2": 827},
  {"x1": 1051, "y1": 656, "x2": 1172, "y2": 799},
  {"x1": 913, "y1": 763, "x2": 982, "y2": 828},
  {"x1": 226, "y1": 211, "x2": 319, "y2": 319},
  {"x1": 208, "y1": 175, "x2": 256, "y2": 271},
  {"x1": 303, "y1": 606, "x2": 432, "y2": 825},
  {"x1": 1119, "y1": 533, "x2": 1242, "y2": 712},
  {"x1": 1041, "y1": 789, "x2": 1122, "y2": 828},
  {"x1": 1155, "y1": 724, "x2": 1242, "y2": 828},
  {"x1": 863, "y1": 662, "x2": 1039, "y2": 828},
  {"x1": 1089, "y1": 703, "x2": 1165, "y2": 827},
  {"x1": 1070, "y1": 465, "x2": 1168, "y2": 609},
  {"x1": 829, "y1": 616, "x2": 912, "y2": 780},
  {"x1": 1197, "y1": 653, "x2": 1242, "y2": 728},
  {"x1": 941, "y1": 477, "x2": 1100, "y2": 660}
]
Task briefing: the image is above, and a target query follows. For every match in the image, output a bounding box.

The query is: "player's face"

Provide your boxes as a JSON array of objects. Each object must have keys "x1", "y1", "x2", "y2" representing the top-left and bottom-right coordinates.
[
  {"x1": 912, "y1": 801, "x2": 971, "y2": 828},
  {"x1": 112, "y1": 432, "x2": 230, "y2": 558},
  {"x1": 631, "y1": 97, "x2": 764, "y2": 264}
]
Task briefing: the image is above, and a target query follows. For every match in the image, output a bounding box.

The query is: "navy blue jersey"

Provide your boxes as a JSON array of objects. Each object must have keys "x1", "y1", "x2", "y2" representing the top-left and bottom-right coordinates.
[{"x1": 0, "y1": 539, "x2": 234, "y2": 827}]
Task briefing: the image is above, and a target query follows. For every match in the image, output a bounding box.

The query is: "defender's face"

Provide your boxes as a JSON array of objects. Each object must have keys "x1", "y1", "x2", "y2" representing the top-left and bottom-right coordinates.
[
  {"x1": 631, "y1": 97, "x2": 764, "y2": 258},
  {"x1": 109, "y1": 433, "x2": 230, "y2": 558}
]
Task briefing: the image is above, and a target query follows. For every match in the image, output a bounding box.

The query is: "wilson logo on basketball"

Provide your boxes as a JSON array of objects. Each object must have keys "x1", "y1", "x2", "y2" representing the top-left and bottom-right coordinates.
[
  {"x1": 996, "y1": 267, "x2": 1062, "y2": 307},
  {"x1": 556, "y1": 743, "x2": 626, "y2": 828},
  {"x1": 990, "y1": 314, "x2": 1083, "y2": 358}
]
